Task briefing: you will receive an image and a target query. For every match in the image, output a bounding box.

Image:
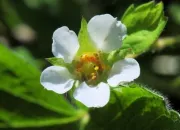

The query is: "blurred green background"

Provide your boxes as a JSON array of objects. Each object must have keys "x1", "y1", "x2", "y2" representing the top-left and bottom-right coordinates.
[{"x1": 0, "y1": 0, "x2": 180, "y2": 129}]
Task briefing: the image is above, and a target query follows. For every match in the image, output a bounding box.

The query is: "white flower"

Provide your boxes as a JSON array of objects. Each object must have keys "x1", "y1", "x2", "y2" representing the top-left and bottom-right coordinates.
[{"x1": 40, "y1": 14, "x2": 140, "y2": 108}]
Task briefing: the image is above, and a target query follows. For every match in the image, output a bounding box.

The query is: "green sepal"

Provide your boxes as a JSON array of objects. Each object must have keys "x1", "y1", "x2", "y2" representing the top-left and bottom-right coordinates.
[
  {"x1": 76, "y1": 17, "x2": 96, "y2": 56},
  {"x1": 46, "y1": 57, "x2": 66, "y2": 66},
  {"x1": 46, "y1": 57, "x2": 73, "y2": 71}
]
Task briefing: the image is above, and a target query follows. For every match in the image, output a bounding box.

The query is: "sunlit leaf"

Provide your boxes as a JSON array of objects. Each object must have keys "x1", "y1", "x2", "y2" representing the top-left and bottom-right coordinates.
[
  {"x1": 86, "y1": 84, "x2": 180, "y2": 130},
  {"x1": 119, "y1": 1, "x2": 167, "y2": 58},
  {"x1": 0, "y1": 44, "x2": 87, "y2": 128}
]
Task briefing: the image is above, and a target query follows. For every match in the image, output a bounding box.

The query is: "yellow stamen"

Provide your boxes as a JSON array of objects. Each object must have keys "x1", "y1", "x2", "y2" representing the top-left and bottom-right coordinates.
[
  {"x1": 81, "y1": 54, "x2": 87, "y2": 60},
  {"x1": 91, "y1": 72, "x2": 95, "y2": 76},
  {"x1": 91, "y1": 75, "x2": 96, "y2": 80},
  {"x1": 94, "y1": 66, "x2": 99, "y2": 71}
]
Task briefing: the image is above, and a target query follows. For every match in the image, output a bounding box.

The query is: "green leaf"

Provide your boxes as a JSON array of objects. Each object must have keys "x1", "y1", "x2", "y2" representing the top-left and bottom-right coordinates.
[
  {"x1": 119, "y1": 1, "x2": 167, "y2": 58},
  {"x1": 0, "y1": 92, "x2": 85, "y2": 128},
  {"x1": 0, "y1": 0, "x2": 22, "y2": 28},
  {"x1": 86, "y1": 83, "x2": 180, "y2": 130},
  {"x1": 0, "y1": 44, "x2": 87, "y2": 128},
  {"x1": 14, "y1": 46, "x2": 44, "y2": 69},
  {"x1": 76, "y1": 17, "x2": 96, "y2": 56},
  {"x1": 169, "y1": 3, "x2": 180, "y2": 25},
  {"x1": 145, "y1": 115, "x2": 175, "y2": 130}
]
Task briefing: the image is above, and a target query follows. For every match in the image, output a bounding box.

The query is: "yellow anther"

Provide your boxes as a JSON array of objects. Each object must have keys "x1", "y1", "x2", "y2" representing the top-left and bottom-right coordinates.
[
  {"x1": 81, "y1": 54, "x2": 87, "y2": 60},
  {"x1": 94, "y1": 66, "x2": 99, "y2": 71},
  {"x1": 91, "y1": 75, "x2": 96, "y2": 80},
  {"x1": 91, "y1": 72, "x2": 95, "y2": 76}
]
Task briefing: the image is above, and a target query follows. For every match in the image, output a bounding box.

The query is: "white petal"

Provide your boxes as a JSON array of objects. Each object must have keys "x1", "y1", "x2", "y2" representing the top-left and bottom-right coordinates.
[
  {"x1": 107, "y1": 58, "x2": 140, "y2": 86},
  {"x1": 40, "y1": 66, "x2": 74, "y2": 94},
  {"x1": 52, "y1": 26, "x2": 79, "y2": 63},
  {"x1": 73, "y1": 82, "x2": 110, "y2": 108},
  {"x1": 88, "y1": 14, "x2": 127, "y2": 52}
]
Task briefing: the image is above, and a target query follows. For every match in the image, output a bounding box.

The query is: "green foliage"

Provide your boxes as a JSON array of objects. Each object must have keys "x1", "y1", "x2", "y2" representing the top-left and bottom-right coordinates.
[
  {"x1": 86, "y1": 84, "x2": 180, "y2": 130},
  {"x1": 119, "y1": 1, "x2": 167, "y2": 58},
  {"x1": 169, "y1": 3, "x2": 180, "y2": 25},
  {"x1": 0, "y1": 44, "x2": 86, "y2": 128},
  {"x1": 14, "y1": 47, "x2": 44, "y2": 69},
  {"x1": 0, "y1": 0, "x2": 22, "y2": 28},
  {"x1": 23, "y1": 0, "x2": 60, "y2": 15}
]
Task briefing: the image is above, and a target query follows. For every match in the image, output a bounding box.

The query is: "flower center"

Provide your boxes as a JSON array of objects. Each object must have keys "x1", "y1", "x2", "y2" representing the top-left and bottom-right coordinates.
[{"x1": 74, "y1": 52, "x2": 109, "y2": 85}]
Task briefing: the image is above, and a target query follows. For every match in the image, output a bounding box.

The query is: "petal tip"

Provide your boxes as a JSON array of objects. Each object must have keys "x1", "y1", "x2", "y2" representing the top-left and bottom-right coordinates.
[
  {"x1": 40, "y1": 66, "x2": 74, "y2": 94},
  {"x1": 52, "y1": 26, "x2": 79, "y2": 63},
  {"x1": 73, "y1": 82, "x2": 110, "y2": 108},
  {"x1": 107, "y1": 58, "x2": 140, "y2": 87}
]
